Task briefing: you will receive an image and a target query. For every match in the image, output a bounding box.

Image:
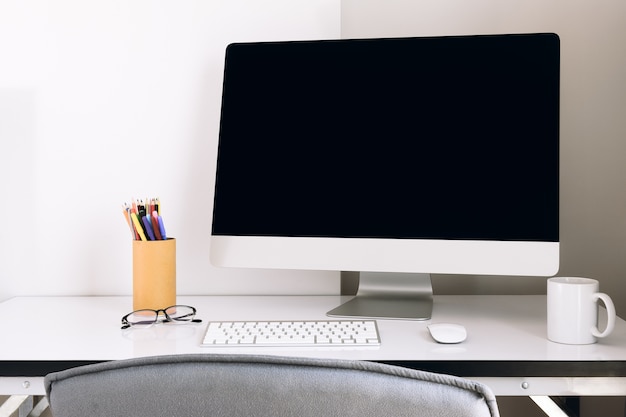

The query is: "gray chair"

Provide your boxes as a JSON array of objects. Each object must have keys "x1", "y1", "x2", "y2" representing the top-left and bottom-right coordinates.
[{"x1": 45, "y1": 354, "x2": 499, "y2": 417}]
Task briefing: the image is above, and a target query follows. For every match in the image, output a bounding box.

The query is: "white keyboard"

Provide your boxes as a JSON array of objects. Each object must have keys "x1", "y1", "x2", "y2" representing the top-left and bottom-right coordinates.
[{"x1": 202, "y1": 320, "x2": 381, "y2": 347}]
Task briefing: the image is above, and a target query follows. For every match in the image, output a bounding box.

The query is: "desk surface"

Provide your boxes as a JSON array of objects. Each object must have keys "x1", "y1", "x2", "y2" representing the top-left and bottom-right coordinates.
[{"x1": 1, "y1": 295, "x2": 625, "y2": 396}]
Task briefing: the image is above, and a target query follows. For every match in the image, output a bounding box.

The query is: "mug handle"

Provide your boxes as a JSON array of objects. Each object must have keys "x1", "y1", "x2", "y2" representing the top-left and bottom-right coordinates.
[{"x1": 591, "y1": 292, "x2": 616, "y2": 338}]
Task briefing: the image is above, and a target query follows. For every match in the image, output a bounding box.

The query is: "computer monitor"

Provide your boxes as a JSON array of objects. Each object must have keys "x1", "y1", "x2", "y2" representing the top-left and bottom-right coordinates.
[{"x1": 210, "y1": 33, "x2": 560, "y2": 320}]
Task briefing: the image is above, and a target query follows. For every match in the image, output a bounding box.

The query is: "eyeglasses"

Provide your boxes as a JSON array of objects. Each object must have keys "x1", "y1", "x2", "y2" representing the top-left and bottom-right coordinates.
[{"x1": 121, "y1": 305, "x2": 202, "y2": 329}]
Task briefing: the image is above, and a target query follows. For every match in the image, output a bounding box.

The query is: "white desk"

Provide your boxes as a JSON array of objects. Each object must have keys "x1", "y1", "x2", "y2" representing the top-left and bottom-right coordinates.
[{"x1": 1, "y1": 295, "x2": 625, "y2": 397}]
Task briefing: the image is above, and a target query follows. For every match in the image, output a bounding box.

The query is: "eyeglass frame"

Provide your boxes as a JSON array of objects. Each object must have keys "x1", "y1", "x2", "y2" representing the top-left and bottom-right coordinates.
[{"x1": 121, "y1": 304, "x2": 202, "y2": 329}]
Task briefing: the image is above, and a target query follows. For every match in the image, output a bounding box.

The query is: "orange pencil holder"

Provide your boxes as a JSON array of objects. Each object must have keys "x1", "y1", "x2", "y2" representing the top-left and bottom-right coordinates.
[{"x1": 132, "y1": 238, "x2": 176, "y2": 311}]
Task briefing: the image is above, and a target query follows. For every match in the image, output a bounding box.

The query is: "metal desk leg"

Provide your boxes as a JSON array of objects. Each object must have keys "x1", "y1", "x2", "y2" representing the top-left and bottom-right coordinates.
[
  {"x1": 531, "y1": 396, "x2": 580, "y2": 417},
  {"x1": 0, "y1": 395, "x2": 49, "y2": 417}
]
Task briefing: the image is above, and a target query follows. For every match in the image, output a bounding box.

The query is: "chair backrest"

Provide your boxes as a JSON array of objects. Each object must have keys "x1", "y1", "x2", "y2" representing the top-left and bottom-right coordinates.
[{"x1": 45, "y1": 354, "x2": 499, "y2": 417}]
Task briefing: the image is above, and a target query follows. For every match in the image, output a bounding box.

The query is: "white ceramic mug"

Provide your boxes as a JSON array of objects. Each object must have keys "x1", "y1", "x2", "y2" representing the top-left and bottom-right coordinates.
[{"x1": 547, "y1": 277, "x2": 616, "y2": 344}]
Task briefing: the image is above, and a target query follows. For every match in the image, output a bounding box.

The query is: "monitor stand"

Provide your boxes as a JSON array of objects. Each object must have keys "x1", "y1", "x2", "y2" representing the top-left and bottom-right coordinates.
[{"x1": 326, "y1": 272, "x2": 433, "y2": 320}]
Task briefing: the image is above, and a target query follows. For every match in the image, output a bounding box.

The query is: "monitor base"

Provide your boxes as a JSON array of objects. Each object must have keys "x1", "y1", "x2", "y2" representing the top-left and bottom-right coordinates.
[{"x1": 327, "y1": 272, "x2": 433, "y2": 320}]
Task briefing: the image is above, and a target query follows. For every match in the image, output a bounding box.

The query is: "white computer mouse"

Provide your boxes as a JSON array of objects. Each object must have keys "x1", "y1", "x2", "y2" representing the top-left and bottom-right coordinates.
[{"x1": 427, "y1": 323, "x2": 467, "y2": 344}]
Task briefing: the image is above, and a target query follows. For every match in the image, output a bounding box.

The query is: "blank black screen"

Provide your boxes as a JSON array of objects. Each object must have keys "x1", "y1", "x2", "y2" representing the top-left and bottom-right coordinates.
[{"x1": 212, "y1": 34, "x2": 559, "y2": 242}]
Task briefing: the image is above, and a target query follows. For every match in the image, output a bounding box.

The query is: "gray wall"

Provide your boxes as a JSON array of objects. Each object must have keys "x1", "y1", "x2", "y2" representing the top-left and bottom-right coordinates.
[{"x1": 341, "y1": 0, "x2": 626, "y2": 317}]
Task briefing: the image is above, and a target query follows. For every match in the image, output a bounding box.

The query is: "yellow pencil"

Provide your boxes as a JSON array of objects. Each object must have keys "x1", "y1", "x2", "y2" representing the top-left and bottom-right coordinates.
[{"x1": 130, "y1": 212, "x2": 147, "y2": 241}]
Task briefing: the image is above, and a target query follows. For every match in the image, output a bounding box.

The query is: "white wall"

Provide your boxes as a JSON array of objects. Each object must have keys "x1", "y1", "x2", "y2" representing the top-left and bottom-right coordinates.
[
  {"x1": 0, "y1": 0, "x2": 341, "y2": 301},
  {"x1": 341, "y1": 0, "x2": 626, "y2": 316}
]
